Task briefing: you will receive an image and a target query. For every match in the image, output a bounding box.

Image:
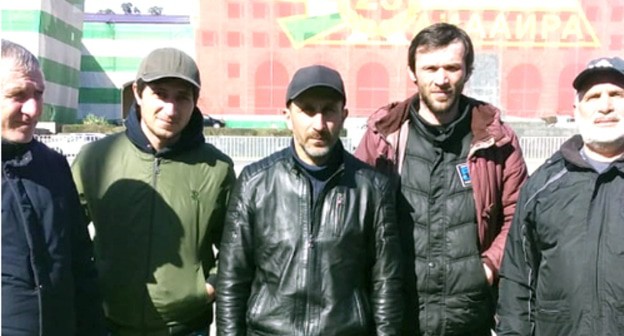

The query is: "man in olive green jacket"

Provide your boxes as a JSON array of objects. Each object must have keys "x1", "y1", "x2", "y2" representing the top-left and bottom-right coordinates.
[{"x1": 72, "y1": 48, "x2": 235, "y2": 336}]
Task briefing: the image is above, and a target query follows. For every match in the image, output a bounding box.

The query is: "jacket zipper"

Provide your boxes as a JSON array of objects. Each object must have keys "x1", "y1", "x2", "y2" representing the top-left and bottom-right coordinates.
[
  {"x1": 593, "y1": 176, "x2": 604, "y2": 329},
  {"x1": 141, "y1": 157, "x2": 161, "y2": 329},
  {"x1": 333, "y1": 193, "x2": 345, "y2": 236},
  {"x1": 296, "y1": 172, "x2": 311, "y2": 335},
  {"x1": 152, "y1": 157, "x2": 161, "y2": 188},
  {"x1": 303, "y1": 166, "x2": 345, "y2": 336}
]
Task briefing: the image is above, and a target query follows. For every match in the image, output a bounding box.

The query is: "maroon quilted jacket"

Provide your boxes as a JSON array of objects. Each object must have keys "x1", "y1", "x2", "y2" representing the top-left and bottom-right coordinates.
[{"x1": 355, "y1": 94, "x2": 528, "y2": 279}]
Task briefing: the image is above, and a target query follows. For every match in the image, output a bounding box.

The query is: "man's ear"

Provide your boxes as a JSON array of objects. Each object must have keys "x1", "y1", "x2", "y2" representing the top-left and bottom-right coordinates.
[
  {"x1": 572, "y1": 91, "x2": 582, "y2": 118},
  {"x1": 408, "y1": 67, "x2": 417, "y2": 84},
  {"x1": 283, "y1": 107, "x2": 293, "y2": 130},
  {"x1": 464, "y1": 67, "x2": 472, "y2": 83},
  {"x1": 132, "y1": 82, "x2": 142, "y2": 106},
  {"x1": 342, "y1": 107, "x2": 349, "y2": 120}
]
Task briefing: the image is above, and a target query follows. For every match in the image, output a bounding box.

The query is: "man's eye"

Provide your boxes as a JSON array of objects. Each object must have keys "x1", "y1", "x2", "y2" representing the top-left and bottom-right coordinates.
[{"x1": 8, "y1": 92, "x2": 26, "y2": 101}]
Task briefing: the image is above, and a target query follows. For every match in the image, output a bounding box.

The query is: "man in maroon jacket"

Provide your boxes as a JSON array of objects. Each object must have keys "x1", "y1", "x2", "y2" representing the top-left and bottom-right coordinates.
[{"x1": 355, "y1": 23, "x2": 528, "y2": 336}]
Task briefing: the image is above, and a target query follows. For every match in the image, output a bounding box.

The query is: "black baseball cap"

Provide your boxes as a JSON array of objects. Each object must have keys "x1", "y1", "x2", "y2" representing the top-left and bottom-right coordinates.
[
  {"x1": 286, "y1": 65, "x2": 346, "y2": 105},
  {"x1": 572, "y1": 56, "x2": 624, "y2": 90},
  {"x1": 136, "y1": 48, "x2": 200, "y2": 89}
]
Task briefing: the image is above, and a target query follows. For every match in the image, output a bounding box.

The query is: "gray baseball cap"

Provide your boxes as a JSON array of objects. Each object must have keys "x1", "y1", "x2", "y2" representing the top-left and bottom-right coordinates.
[
  {"x1": 136, "y1": 48, "x2": 200, "y2": 88},
  {"x1": 573, "y1": 56, "x2": 624, "y2": 90},
  {"x1": 286, "y1": 65, "x2": 346, "y2": 105}
]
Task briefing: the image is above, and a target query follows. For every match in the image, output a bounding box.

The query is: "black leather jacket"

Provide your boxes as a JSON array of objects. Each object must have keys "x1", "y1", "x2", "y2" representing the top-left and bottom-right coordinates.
[{"x1": 217, "y1": 146, "x2": 403, "y2": 336}]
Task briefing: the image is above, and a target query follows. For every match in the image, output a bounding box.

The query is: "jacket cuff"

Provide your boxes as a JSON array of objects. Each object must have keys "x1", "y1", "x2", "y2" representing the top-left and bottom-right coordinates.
[{"x1": 206, "y1": 274, "x2": 217, "y2": 288}]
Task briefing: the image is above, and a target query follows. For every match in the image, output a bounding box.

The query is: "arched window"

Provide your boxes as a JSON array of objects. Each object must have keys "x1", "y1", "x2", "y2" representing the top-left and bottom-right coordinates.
[
  {"x1": 505, "y1": 64, "x2": 542, "y2": 118},
  {"x1": 355, "y1": 62, "x2": 389, "y2": 116},
  {"x1": 255, "y1": 60, "x2": 288, "y2": 115},
  {"x1": 558, "y1": 63, "x2": 583, "y2": 116}
]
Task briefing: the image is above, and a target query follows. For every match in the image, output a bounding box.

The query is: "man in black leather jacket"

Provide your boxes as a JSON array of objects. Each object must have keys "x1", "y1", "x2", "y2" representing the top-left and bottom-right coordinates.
[{"x1": 217, "y1": 65, "x2": 403, "y2": 335}]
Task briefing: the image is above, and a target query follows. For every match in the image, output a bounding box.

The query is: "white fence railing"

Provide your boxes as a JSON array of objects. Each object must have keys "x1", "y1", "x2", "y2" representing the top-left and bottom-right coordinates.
[
  {"x1": 35, "y1": 134, "x2": 568, "y2": 164},
  {"x1": 206, "y1": 136, "x2": 354, "y2": 161},
  {"x1": 518, "y1": 136, "x2": 568, "y2": 160}
]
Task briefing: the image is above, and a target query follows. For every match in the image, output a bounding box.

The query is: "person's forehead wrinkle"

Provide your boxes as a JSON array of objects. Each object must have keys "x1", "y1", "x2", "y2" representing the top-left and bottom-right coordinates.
[{"x1": 3, "y1": 71, "x2": 44, "y2": 93}]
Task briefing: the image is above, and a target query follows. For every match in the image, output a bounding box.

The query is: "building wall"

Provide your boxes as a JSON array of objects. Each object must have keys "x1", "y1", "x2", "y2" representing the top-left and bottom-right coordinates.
[
  {"x1": 196, "y1": 0, "x2": 624, "y2": 122},
  {"x1": 2, "y1": 0, "x2": 85, "y2": 123},
  {"x1": 7, "y1": 1, "x2": 620, "y2": 125}
]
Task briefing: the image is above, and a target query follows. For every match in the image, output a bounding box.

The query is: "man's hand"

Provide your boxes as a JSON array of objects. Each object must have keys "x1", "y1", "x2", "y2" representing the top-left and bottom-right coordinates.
[
  {"x1": 483, "y1": 263, "x2": 494, "y2": 285},
  {"x1": 206, "y1": 283, "x2": 216, "y2": 302}
]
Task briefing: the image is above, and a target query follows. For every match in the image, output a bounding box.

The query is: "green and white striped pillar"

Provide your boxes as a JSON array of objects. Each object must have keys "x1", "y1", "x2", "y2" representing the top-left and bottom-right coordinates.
[{"x1": 1, "y1": 0, "x2": 84, "y2": 124}]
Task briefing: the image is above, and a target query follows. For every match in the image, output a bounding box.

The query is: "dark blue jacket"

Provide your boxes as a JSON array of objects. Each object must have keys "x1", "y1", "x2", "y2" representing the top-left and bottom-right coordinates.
[{"x1": 2, "y1": 139, "x2": 104, "y2": 335}]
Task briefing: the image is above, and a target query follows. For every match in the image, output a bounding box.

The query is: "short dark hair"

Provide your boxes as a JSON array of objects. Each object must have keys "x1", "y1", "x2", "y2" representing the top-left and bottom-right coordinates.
[
  {"x1": 135, "y1": 78, "x2": 199, "y2": 103},
  {"x1": 407, "y1": 23, "x2": 474, "y2": 79}
]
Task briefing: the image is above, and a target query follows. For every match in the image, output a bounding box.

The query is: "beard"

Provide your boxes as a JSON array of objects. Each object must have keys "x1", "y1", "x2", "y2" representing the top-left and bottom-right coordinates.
[
  {"x1": 294, "y1": 129, "x2": 340, "y2": 163},
  {"x1": 577, "y1": 117, "x2": 624, "y2": 149},
  {"x1": 418, "y1": 81, "x2": 465, "y2": 115},
  {"x1": 303, "y1": 132, "x2": 336, "y2": 159},
  {"x1": 302, "y1": 142, "x2": 332, "y2": 159}
]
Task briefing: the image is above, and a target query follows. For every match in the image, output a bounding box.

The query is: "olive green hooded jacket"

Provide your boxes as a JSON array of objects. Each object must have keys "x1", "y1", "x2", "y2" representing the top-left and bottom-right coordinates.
[{"x1": 71, "y1": 108, "x2": 235, "y2": 334}]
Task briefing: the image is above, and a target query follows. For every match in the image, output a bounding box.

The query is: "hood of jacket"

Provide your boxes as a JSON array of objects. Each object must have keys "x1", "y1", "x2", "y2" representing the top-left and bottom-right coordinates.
[
  {"x1": 366, "y1": 94, "x2": 510, "y2": 148},
  {"x1": 125, "y1": 103, "x2": 205, "y2": 157}
]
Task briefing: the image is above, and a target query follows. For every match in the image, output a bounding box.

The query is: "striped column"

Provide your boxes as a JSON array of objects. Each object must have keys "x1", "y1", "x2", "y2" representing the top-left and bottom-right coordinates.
[{"x1": 2, "y1": 0, "x2": 84, "y2": 123}]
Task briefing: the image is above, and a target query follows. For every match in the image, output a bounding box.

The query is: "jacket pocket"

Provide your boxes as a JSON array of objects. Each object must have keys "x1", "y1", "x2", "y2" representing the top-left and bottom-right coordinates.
[
  {"x1": 325, "y1": 191, "x2": 346, "y2": 237},
  {"x1": 535, "y1": 299, "x2": 573, "y2": 335},
  {"x1": 247, "y1": 286, "x2": 270, "y2": 322}
]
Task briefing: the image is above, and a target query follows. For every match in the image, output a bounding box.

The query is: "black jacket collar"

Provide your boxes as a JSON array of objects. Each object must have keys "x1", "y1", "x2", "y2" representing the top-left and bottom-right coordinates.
[{"x1": 560, "y1": 135, "x2": 624, "y2": 172}]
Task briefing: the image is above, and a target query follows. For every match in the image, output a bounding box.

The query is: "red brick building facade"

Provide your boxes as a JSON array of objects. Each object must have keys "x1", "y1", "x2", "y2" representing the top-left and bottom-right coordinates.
[{"x1": 196, "y1": 0, "x2": 624, "y2": 120}]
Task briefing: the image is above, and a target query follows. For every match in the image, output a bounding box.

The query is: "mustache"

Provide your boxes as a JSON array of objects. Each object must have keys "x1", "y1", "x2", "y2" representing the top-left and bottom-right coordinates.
[{"x1": 307, "y1": 130, "x2": 330, "y2": 140}]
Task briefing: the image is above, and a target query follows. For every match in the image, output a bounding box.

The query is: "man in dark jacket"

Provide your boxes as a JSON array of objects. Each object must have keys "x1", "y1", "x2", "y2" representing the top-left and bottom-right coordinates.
[
  {"x1": 217, "y1": 65, "x2": 403, "y2": 335},
  {"x1": 355, "y1": 23, "x2": 528, "y2": 335},
  {"x1": 1, "y1": 39, "x2": 104, "y2": 335},
  {"x1": 71, "y1": 48, "x2": 236, "y2": 335},
  {"x1": 497, "y1": 57, "x2": 624, "y2": 336}
]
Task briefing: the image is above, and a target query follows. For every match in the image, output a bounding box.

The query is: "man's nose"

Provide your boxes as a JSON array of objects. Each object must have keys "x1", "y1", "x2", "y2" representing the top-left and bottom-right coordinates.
[
  {"x1": 596, "y1": 94, "x2": 614, "y2": 114},
  {"x1": 310, "y1": 112, "x2": 326, "y2": 130},
  {"x1": 433, "y1": 69, "x2": 449, "y2": 86},
  {"x1": 21, "y1": 97, "x2": 39, "y2": 117},
  {"x1": 161, "y1": 101, "x2": 176, "y2": 116}
]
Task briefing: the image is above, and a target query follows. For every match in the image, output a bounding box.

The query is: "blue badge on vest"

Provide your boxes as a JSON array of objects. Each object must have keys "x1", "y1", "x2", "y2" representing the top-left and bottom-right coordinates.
[{"x1": 456, "y1": 163, "x2": 472, "y2": 188}]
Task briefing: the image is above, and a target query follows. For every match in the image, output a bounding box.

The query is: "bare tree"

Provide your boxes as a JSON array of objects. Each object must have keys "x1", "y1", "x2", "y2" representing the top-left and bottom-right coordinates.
[
  {"x1": 148, "y1": 6, "x2": 163, "y2": 15},
  {"x1": 133, "y1": 6, "x2": 141, "y2": 14},
  {"x1": 97, "y1": 8, "x2": 115, "y2": 14}
]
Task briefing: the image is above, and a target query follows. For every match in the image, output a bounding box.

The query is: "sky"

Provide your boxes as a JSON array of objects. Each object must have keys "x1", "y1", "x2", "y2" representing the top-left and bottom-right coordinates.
[{"x1": 83, "y1": 0, "x2": 195, "y2": 15}]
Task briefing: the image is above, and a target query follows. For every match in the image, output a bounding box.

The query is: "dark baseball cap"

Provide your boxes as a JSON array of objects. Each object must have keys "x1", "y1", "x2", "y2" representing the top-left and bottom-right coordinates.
[
  {"x1": 286, "y1": 65, "x2": 346, "y2": 105},
  {"x1": 573, "y1": 56, "x2": 624, "y2": 90},
  {"x1": 136, "y1": 48, "x2": 200, "y2": 89}
]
